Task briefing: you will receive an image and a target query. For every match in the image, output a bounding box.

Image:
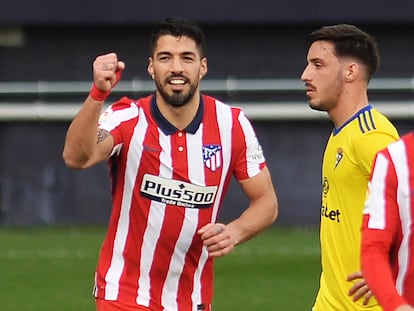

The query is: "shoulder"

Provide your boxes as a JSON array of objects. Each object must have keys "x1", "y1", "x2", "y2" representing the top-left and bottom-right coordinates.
[
  {"x1": 202, "y1": 94, "x2": 244, "y2": 118},
  {"x1": 110, "y1": 95, "x2": 152, "y2": 111},
  {"x1": 400, "y1": 131, "x2": 414, "y2": 144},
  {"x1": 351, "y1": 109, "x2": 399, "y2": 146},
  {"x1": 384, "y1": 131, "x2": 414, "y2": 157},
  {"x1": 99, "y1": 95, "x2": 151, "y2": 126},
  {"x1": 358, "y1": 108, "x2": 397, "y2": 135}
]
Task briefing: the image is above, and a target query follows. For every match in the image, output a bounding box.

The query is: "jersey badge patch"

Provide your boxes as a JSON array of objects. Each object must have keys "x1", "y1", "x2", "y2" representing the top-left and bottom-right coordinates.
[
  {"x1": 203, "y1": 145, "x2": 222, "y2": 172},
  {"x1": 334, "y1": 147, "x2": 344, "y2": 169}
]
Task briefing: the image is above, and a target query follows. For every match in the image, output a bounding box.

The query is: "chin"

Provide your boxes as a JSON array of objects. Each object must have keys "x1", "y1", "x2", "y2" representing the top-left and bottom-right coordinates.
[{"x1": 309, "y1": 102, "x2": 326, "y2": 112}]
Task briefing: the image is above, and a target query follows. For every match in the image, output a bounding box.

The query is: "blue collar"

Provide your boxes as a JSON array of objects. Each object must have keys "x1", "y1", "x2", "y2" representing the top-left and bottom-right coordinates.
[
  {"x1": 333, "y1": 105, "x2": 372, "y2": 136},
  {"x1": 150, "y1": 94, "x2": 204, "y2": 135}
]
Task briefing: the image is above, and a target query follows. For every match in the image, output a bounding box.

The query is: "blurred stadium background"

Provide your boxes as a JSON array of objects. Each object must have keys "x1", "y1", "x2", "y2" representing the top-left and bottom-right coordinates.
[
  {"x1": 0, "y1": 0, "x2": 414, "y2": 227},
  {"x1": 0, "y1": 1, "x2": 413, "y2": 310}
]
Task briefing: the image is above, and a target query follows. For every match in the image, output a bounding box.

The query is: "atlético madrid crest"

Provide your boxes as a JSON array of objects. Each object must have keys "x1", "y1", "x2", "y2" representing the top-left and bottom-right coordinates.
[{"x1": 203, "y1": 145, "x2": 222, "y2": 172}]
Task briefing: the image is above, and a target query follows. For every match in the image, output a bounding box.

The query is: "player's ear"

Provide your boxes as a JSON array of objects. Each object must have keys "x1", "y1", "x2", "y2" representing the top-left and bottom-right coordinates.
[
  {"x1": 147, "y1": 57, "x2": 154, "y2": 79},
  {"x1": 344, "y1": 62, "x2": 358, "y2": 82},
  {"x1": 199, "y1": 57, "x2": 208, "y2": 80}
]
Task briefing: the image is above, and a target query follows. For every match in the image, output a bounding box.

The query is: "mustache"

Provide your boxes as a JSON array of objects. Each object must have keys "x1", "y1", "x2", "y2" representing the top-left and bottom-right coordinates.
[{"x1": 304, "y1": 83, "x2": 316, "y2": 91}]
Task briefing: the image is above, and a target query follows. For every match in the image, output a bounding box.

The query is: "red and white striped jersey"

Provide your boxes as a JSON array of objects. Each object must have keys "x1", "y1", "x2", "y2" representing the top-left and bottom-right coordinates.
[
  {"x1": 93, "y1": 94, "x2": 266, "y2": 311},
  {"x1": 361, "y1": 132, "x2": 414, "y2": 311}
]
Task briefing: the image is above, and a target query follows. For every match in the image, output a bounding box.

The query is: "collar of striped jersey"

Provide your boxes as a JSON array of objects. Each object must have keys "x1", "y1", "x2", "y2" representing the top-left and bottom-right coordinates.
[{"x1": 150, "y1": 94, "x2": 204, "y2": 135}]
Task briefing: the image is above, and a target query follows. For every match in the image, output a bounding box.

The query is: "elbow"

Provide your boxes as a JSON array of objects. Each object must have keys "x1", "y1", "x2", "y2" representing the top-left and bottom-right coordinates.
[
  {"x1": 62, "y1": 149, "x2": 89, "y2": 169},
  {"x1": 267, "y1": 190, "x2": 279, "y2": 225},
  {"x1": 260, "y1": 198, "x2": 278, "y2": 229},
  {"x1": 269, "y1": 200, "x2": 279, "y2": 225},
  {"x1": 273, "y1": 203, "x2": 279, "y2": 223}
]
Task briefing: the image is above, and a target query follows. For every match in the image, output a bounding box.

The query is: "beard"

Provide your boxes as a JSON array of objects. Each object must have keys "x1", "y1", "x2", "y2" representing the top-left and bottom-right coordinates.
[
  {"x1": 308, "y1": 99, "x2": 329, "y2": 112},
  {"x1": 155, "y1": 77, "x2": 199, "y2": 108},
  {"x1": 307, "y1": 75, "x2": 343, "y2": 112}
]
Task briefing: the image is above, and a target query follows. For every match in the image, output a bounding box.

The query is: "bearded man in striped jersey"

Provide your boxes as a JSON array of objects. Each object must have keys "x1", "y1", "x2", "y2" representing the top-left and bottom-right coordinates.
[{"x1": 63, "y1": 17, "x2": 278, "y2": 311}]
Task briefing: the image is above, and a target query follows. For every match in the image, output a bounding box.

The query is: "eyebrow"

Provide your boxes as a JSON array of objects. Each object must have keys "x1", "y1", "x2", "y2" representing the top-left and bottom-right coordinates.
[
  {"x1": 155, "y1": 51, "x2": 197, "y2": 57},
  {"x1": 308, "y1": 57, "x2": 325, "y2": 64}
]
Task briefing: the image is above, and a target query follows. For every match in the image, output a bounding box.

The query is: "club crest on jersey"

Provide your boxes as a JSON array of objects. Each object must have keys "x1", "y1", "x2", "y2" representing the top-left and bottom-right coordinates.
[
  {"x1": 334, "y1": 147, "x2": 344, "y2": 169},
  {"x1": 203, "y1": 144, "x2": 222, "y2": 172}
]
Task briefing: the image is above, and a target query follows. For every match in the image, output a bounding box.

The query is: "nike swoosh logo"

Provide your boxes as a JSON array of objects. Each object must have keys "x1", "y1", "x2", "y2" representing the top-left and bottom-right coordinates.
[{"x1": 143, "y1": 144, "x2": 161, "y2": 152}]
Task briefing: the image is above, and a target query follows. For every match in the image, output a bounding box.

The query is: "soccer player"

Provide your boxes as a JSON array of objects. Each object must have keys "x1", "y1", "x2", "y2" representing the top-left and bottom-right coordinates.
[
  {"x1": 361, "y1": 133, "x2": 414, "y2": 311},
  {"x1": 301, "y1": 24, "x2": 399, "y2": 310},
  {"x1": 62, "y1": 17, "x2": 278, "y2": 311}
]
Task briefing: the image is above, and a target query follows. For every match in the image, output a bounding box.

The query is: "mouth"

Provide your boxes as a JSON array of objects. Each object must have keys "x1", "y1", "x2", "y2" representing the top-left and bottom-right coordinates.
[
  {"x1": 304, "y1": 84, "x2": 316, "y2": 96},
  {"x1": 169, "y1": 78, "x2": 185, "y2": 85},
  {"x1": 168, "y1": 76, "x2": 187, "y2": 86}
]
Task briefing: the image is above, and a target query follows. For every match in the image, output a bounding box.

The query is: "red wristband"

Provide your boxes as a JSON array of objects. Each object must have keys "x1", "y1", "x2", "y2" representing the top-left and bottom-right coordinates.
[
  {"x1": 90, "y1": 83, "x2": 110, "y2": 102},
  {"x1": 89, "y1": 70, "x2": 123, "y2": 101}
]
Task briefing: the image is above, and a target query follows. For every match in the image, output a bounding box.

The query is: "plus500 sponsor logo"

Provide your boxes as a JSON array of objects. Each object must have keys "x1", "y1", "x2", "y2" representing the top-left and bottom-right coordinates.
[{"x1": 140, "y1": 174, "x2": 218, "y2": 208}]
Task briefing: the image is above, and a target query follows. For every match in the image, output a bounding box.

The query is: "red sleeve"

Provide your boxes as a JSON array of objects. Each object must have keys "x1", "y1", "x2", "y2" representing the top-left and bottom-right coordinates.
[
  {"x1": 361, "y1": 152, "x2": 408, "y2": 311},
  {"x1": 98, "y1": 96, "x2": 140, "y2": 146},
  {"x1": 361, "y1": 217, "x2": 407, "y2": 311},
  {"x1": 231, "y1": 108, "x2": 266, "y2": 181}
]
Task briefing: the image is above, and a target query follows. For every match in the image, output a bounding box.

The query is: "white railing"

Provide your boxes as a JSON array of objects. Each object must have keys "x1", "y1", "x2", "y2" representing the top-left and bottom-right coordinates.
[
  {"x1": 1, "y1": 77, "x2": 414, "y2": 95},
  {"x1": 0, "y1": 77, "x2": 413, "y2": 121},
  {"x1": 1, "y1": 101, "x2": 414, "y2": 121}
]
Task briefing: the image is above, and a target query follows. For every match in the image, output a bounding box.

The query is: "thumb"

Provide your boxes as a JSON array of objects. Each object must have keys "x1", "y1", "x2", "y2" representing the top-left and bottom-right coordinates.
[
  {"x1": 117, "y1": 60, "x2": 126, "y2": 72},
  {"x1": 197, "y1": 223, "x2": 214, "y2": 235},
  {"x1": 112, "y1": 61, "x2": 125, "y2": 87}
]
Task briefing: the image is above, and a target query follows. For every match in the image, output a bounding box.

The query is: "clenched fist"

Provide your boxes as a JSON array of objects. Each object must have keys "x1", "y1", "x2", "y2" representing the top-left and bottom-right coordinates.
[{"x1": 93, "y1": 53, "x2": 125, "y2": 93}]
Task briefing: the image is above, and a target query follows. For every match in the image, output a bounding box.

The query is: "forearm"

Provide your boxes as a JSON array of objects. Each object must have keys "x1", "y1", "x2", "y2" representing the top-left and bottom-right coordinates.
[
  {"x1": 62, "y1": 95, "x2": 104, "y2": 168},
  {"x1": 63, "y1": 53, "x2": 124, "y2": 169},
  {"x1": 197, "y1": 193, "x2": 277, "y2": 259},
  {"x1": 227, "y1": 194, "x2": 277, "y2": 245},
  {"x1": 226, "y1": 167, "x2": 278, "y2": 245}
]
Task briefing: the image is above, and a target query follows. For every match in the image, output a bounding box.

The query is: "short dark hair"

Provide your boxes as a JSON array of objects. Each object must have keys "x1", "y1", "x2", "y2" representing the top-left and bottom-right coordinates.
[
  {"x1": 150, "y1": 17, "x2": 207, "y2": 58},
  {"x1": 307, "y1": 24, "x2": 380, "y2": 80}
]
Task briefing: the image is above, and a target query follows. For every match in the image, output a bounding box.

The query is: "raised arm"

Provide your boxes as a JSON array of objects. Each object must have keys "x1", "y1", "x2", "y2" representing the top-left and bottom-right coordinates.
[{"x1": 62, "y1": 53, "x2": 125, "y2": 169}]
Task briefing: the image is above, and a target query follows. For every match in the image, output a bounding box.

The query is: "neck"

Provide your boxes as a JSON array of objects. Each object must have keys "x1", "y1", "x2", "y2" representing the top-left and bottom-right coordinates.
[
  {"x1": 156, "y1": 93, "x2": 200, "y2": 130},
  {"x1": 329, "y1": 86, "x2": 369, "y2": 128}
]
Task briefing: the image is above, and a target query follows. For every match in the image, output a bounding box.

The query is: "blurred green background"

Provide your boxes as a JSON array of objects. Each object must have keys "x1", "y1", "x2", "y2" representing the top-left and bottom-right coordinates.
[{"x1": 0, "y1": 226, "x2": 320, "y2": 311}]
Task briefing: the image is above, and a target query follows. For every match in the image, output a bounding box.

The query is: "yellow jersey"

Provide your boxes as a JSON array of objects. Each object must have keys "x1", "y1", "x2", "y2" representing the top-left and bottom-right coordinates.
[{"x1": 313, "y1": 106, "x2": 399, "y2": 310}]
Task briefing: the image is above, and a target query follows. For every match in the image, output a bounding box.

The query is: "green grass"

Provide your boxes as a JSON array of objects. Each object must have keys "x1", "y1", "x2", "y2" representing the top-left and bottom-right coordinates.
[
  {"x1": 214, "y1": 227, "x2": 320, "y2": 310},
  {"x1": 0, "y1": 226, "x2": 320, "y2": 311}
]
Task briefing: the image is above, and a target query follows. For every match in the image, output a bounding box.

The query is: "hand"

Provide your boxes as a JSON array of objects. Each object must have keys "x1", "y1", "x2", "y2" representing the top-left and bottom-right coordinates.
[
  {"x1": 347, "y1": 271, "x2": 373, "y2": 305},
  {"x1": 93, "y1": 52, "x2": 125, "y2": 92},
  {"x1": 197, "y1": 223, "x2": 235, "y2": 258}
]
